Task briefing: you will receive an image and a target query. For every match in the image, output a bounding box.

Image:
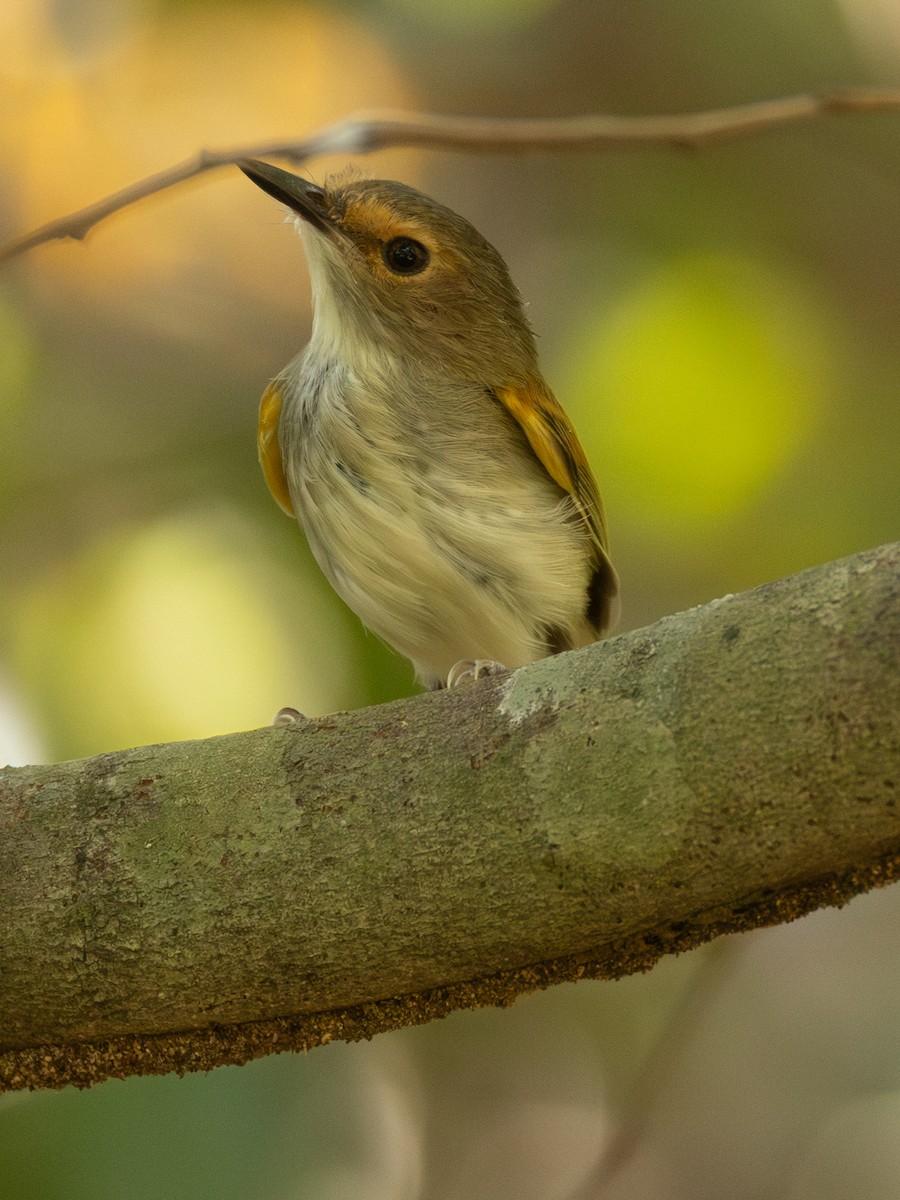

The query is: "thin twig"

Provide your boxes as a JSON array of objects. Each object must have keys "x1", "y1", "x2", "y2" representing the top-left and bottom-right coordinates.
[{"x1": 1, "y1": 88, "x2": 899, "y2": 265}]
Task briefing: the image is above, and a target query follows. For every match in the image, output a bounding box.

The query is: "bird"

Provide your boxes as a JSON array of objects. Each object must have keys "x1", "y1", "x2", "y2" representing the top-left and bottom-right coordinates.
[{"x1": 239, "y1": 159, "x2": 617, "y2": 691}]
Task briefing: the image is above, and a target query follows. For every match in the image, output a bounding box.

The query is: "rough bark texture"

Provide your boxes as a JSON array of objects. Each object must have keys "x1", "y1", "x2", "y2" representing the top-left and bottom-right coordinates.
[{"x1": 1, "y1": 542, "x2": 897, "y2": 1092}]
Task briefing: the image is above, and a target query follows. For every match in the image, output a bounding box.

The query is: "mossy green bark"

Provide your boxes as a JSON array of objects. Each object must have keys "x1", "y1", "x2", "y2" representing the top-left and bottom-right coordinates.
[{"x1": 1, "y1": 542, "x2": 897, "y2": 1091}]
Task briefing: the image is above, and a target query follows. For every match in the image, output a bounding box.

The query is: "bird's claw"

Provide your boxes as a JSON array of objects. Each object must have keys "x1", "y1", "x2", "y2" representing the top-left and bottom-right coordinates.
[
  {"x1": 272, "y1": 706, "x2": 307, "y2": 727},
  {"x1": 446, "y1": 659, "x2": 509, "y2": 688}
]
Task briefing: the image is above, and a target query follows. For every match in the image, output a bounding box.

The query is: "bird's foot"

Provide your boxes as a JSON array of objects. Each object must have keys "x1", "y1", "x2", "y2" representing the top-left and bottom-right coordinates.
[
  {"x1": 446, "y1": 659, "x2": 509, "y2": 688},
  {"x1": 272, "y1": 706, "x2": 307, "y2": 727}
]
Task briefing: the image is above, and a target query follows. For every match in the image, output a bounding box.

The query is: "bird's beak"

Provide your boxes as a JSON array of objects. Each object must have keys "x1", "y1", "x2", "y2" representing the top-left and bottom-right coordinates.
[{"x1": 238, "y1": 159, "x2": 336, "y2": 237}]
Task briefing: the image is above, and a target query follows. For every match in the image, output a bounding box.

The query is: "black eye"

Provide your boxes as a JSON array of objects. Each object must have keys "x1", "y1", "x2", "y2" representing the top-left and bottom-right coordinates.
[{"x1": 382, "y1": 237, "x2": 429, "y2": 275}]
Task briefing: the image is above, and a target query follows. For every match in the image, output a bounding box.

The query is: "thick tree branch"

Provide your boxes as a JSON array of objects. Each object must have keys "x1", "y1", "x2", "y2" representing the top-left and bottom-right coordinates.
[
  {"x1": 1, "y1": 543, "x2": 897, "y2": 1093},
  {"x1": 1, "y1": 88, "x2": 899, "y2": 264}
]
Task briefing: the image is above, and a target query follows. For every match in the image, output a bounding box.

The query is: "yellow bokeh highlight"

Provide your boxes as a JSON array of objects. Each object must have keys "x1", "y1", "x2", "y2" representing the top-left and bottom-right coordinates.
[
  {"x1": 14, "y1": 510, "x2": 357, "y2": 756},
  {"x1": 0, "y1": 0, "x2": 418, "y2": 320},
  {"x1": 565, "y1": 253, "x2": 830, "y2": 526}
]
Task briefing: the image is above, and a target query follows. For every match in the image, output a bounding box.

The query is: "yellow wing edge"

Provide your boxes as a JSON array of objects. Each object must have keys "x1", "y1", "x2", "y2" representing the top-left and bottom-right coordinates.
[
  {"x1": 258, "y1": 382, "x2": 295, "y2": 517},
  {"x1": 495, "y1": 375, "x2": 619, "y2": 627},
  {"x1": 495, "y1": 376, "x2": 609, "y2": 551}
]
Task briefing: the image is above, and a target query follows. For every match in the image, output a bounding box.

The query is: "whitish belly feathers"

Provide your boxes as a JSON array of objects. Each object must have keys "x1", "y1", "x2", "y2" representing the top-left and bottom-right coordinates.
[{"x1": 278, "y1": 352, "x2": 596, "y2": 688}]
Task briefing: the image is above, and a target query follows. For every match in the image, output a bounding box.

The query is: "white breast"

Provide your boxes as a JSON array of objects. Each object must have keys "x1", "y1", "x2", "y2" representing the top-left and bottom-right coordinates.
[{"x1": 278, "y1": 349, "x2": 594, "y2": 687}]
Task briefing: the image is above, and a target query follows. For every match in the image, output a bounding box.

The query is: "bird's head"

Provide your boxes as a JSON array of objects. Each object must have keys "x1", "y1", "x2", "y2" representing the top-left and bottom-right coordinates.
[{"x1": 239, "y1": 159, "x2": 538, "y2": 384}]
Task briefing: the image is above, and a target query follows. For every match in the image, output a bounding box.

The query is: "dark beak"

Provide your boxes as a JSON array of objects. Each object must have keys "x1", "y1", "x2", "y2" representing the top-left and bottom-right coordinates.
[{"x1": 238, "y1": 159, "x2": 335, "y2": 236}]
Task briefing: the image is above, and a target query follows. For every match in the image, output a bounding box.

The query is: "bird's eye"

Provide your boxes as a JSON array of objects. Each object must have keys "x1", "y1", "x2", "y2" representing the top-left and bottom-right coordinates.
[{"x1": 382, "y1": 237, "x2": 430, "y2": 276}]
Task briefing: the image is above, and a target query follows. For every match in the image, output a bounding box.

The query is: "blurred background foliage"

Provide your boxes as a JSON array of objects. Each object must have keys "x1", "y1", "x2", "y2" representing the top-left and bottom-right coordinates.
[{"x1": 0, "y1": 0, "x2": 898, "y2": 1196}]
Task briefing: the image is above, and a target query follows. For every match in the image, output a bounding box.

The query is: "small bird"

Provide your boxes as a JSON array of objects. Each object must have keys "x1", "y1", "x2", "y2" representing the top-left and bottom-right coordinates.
[{"x1": 239, "y1": 159, "x2": 617, "y2": 690}]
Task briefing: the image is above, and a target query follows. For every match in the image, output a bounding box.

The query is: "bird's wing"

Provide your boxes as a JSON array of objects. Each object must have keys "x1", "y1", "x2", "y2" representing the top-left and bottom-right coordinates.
[
  {"x1": 494, "y1": 374, "x2": 618, "y2": 630},
  {"x1": 258, "y1": 381, "x2": 295, "y2": 517}
]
